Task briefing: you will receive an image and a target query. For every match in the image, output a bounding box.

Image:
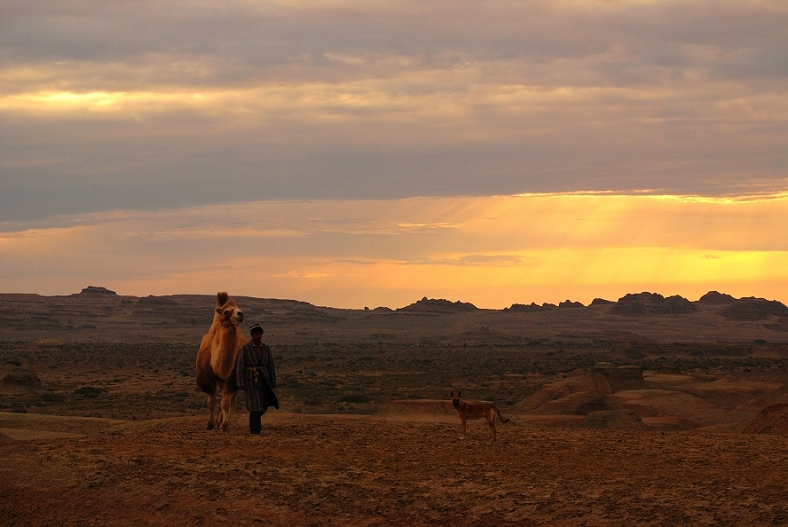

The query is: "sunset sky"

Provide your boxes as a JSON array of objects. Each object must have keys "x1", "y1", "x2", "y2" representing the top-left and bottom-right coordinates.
[{"x1": 1, "y1": 0, "x2": 787, "y2": 308}]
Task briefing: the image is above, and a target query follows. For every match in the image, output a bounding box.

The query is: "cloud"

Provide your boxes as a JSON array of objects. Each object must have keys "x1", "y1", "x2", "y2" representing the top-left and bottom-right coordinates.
[{"x1": 1, "y1": 0, "x2": 786, "y2": 222}]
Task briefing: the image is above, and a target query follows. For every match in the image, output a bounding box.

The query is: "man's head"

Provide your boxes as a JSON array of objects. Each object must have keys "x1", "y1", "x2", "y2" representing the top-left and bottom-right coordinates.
[{"x1": 250, "y1": 323, "x2": 264, "y2": 342}]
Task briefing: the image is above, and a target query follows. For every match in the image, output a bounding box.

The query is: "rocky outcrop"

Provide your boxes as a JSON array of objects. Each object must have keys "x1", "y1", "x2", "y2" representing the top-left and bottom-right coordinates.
[
  {"x1": 558, "y1": 300, "x2": 584, "y2": 309},
  {"x1": 397, "y1": 297, "x2": 478, "y2": 314},
  {"x1": 611, "y1": 292, "x2": 697, "y2": 315},
  {"x1": 505, "y1": 302, "x2": 552, "y2": 312},
  {"x1": 698, "y1": 291, "x2": 737, "y2": 305},
  {"x1": 593, "y1": 362, "x2": 648, "y2": 391},
  {"x1": 720, "y1": 297, "x2": 788, "y2": 321},
  {"x1": 3, "y1": 368, "x2": 41, "y2": 390},
  {"x1": 77, "y1": 286, "x2": 116, "y2": 296},
  {"x1": 765, "y1": 318, "x2": 788, "y2": 332},
  {"x1": 514, "y1": 374, "x2": 614, "y2": 414},
  {"x1": 743, "y1": 403, "x2": 788, "y2": 434},
  {"x1": 589, "y1": 298, "x2": 614, "y2": 306}
]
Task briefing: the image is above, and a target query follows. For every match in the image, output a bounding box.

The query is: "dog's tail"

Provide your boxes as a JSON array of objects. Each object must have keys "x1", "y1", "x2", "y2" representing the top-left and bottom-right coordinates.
[{"x1": 495, "y1": 405, "x2": 510, "y2": 424}]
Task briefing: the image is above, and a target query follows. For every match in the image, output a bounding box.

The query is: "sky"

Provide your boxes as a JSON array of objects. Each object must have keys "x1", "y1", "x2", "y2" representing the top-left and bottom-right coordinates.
[{"x1": 1, "y1": 0, "x2": 787, "y2": 308}]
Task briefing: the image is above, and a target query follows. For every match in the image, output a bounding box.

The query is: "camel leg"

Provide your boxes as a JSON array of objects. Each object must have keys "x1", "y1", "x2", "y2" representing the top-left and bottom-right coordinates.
[
  {"x1": 197, "y1": 373, "x2": 217, "y2": 430},
  {"x1": 206, "y1": 391, "x2": 217, "y2": 430},
  {"x1": 219, "y1": 389, "x2": 236, "y2": 432}
]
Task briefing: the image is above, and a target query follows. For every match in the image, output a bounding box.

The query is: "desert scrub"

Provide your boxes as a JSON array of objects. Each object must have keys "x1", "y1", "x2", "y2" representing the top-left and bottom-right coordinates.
[
  {"x1": 336, "y1": 394, "x2": 370, "y2": 404},
  {"x1": 73, "y1": 386, "x2": 105, "y2": 398}
]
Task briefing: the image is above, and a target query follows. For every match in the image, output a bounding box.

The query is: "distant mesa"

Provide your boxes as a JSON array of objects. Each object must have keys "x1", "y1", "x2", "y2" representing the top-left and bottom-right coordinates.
[
  {"x1": 397, "y1": 297, "x2": 478, "y2": 314},
  {"x1": 720, "y1": 297, "x2": 788, "y2": 321},
  {"x1": 559, "y1": 300, "x2": 585, "y2": 309},
  {"x1": 611, "y1": 292, "x2": 697, "y2": 315},
  {"x1": 590, "y1": 298, "x2": 614, "y2": 306},
  {"x1": 698, "y1": 290, "x2": 737, "y2": 305},
  {"x1": 77, "y1": 286, "x2": 116, "y2": 296}
]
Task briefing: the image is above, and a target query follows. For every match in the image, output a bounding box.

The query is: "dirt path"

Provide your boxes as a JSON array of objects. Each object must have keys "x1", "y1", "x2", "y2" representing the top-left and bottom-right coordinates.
[{"x1": 2, "y1": 412, "x2": 788, "y2": 526}]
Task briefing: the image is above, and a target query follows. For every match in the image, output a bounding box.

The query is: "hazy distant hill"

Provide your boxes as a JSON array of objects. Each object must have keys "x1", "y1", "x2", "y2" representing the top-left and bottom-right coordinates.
[{"x1": 1, "y1": 288, "x2": 786, "y2": 344}]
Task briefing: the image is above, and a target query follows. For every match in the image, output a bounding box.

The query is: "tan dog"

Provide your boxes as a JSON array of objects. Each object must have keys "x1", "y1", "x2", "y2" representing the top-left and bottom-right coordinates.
[{"x1": 451, "y1": 391, "x2": 510, "y2": 441}]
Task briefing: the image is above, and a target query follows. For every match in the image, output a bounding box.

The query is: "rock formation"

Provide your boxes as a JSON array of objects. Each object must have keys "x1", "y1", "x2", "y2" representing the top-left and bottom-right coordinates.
[
  {"x1": 2, "y1": 368, "x2": 41, "y2": 390},
  {"x1": 743, "y1": 403, "x2": 788, "y2": 434},
  {"x1": 698, "y1": 291, "x2": 737, "y2": 304},
  {"x1": 505, "y1": 302, "x2": 551, "y2": 312},
  {"x1": 611, "y1": 292, "x2": 697, "y2": 315},
  {"x1": 720, "y1": 297, "x2": 788, "y2": 321},
  {"x1": 77, "y1": 286, "x2": 116, "y2": 296},
  {"x1": 397, "y1": 297, "x2": 478, "y2": 314}
]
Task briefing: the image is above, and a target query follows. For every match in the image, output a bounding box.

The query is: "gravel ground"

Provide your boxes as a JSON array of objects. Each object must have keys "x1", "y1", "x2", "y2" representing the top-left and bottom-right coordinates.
[{"x1": 2, "y1": 412, "x2": 788, "y2": 526}]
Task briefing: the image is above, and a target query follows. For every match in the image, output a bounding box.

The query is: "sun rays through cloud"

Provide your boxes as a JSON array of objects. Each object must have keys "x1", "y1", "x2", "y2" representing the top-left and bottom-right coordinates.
[{"x1": 1, "y1": 193, "x2": 786, "y2": 308}]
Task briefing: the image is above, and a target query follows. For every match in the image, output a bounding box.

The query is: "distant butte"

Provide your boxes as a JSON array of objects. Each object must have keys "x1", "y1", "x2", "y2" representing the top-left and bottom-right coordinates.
[
  {"x1": 396, "y1": 297, "x2": 478, "y2": 313},
  {"x1": 77, "y1": 285, "x2": 116, "y2": 296},
  {"x1": 698, "y1": 291, "x2": 737, "y2": 304},
  {"x1": 610, "y1": 292, "x2": 697, "y2": 315}
]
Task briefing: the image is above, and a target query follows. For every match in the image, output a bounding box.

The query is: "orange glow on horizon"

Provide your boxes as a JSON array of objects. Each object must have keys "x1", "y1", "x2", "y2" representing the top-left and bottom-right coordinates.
[{"x1": 1, "y1": 193, "x2": 787, "y2": 309}]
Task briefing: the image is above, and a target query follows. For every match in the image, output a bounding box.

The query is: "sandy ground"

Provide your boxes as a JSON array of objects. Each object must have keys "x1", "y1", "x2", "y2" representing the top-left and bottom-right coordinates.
[{"x1": 2, "y1": 411, "x2": 788, "y2": 527}]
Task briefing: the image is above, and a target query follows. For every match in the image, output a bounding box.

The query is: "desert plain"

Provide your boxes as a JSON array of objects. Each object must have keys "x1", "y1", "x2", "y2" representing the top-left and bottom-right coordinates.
[{"x1": 2, "y1": 287, "x2": 788, "y2": 526}]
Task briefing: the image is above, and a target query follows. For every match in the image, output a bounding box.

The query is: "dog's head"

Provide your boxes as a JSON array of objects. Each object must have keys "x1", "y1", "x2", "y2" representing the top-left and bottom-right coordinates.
[{"x1": 450, "y1": 390, "x2": 461, "y2": 409}]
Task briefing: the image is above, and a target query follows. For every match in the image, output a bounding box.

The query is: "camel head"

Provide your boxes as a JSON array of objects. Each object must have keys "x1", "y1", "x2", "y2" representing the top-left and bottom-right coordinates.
[{"x1": 215, "y1": 291, "x2": 244, "y2": 328}]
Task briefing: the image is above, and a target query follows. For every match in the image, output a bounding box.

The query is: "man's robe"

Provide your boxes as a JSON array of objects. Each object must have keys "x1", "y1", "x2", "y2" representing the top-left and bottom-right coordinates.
[{"x1": 235, "y1": 342, "x2": 279, "y2": 412}]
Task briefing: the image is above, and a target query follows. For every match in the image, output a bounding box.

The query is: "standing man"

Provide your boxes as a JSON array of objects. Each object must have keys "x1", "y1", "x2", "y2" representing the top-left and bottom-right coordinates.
[{"x1": 235, "y1": 323, "x2": 279, "y2": 434}]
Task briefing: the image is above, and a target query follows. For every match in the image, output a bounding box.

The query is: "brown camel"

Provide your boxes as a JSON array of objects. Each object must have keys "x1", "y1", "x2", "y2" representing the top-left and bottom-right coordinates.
[{"x1": 195, "y1": 292, "x2": 248, "y2": 431}]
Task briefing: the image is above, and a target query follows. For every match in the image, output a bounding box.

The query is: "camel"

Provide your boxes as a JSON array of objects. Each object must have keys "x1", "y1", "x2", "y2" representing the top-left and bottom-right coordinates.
[{"x1": 195, "y1": 292, "x2": 248, "y2": 431}]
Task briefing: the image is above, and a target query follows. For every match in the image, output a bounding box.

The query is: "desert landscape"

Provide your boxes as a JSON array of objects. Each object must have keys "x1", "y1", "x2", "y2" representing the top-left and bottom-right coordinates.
[{"x1": 3, "y1": 287, "x2": 788, "y2": 526}]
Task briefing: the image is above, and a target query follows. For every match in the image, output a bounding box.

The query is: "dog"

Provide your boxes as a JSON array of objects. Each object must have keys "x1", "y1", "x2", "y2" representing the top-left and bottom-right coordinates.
[{"x1": 450, "y1": 391, "x2": 510, "y2": 441}]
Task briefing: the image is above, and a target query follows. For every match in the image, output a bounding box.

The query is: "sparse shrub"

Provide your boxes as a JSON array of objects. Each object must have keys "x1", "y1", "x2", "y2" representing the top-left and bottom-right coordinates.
[
  {"x1": 73, "y1": 386, "x2": 104, "y2": 397},
  {"x1": 41, "y1": 393, "x2": 65, "y2": 403},
  {"x1": 337, "y1": 394, "x2": 370, "y2": 404}
]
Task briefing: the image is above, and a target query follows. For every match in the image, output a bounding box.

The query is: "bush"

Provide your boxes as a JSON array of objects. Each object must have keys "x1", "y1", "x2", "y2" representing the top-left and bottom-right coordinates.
[
  {"x1": 41, "y1": 393, "x2": 66, "y2": 403},
  {"x1": 336, "y1": 394, "x2": 370, "y2": 404},
  {"x1": 74, "y1": 386, "x2": 104, "y2": 396}
]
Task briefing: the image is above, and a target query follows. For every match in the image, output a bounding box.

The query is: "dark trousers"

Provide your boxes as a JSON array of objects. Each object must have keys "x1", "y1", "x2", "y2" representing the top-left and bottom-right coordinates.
[{"x1": 249, "y1": 410, "x2": 265, "y2": 434}]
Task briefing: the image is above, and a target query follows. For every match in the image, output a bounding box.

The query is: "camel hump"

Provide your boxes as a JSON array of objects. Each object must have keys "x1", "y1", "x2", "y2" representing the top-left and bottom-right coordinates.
[{"x1": 216, "y1": 292, "x2": 229, "y2": 307}]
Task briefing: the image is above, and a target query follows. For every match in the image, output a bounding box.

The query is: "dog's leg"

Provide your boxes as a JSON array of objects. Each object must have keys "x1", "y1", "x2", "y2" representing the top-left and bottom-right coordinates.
[
  {"x1": 486, "y1": 409, "x2": 497, "y2": 441},
  {"x1": 460, "y1": 417, "x2": 467, "y2": 440}
]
